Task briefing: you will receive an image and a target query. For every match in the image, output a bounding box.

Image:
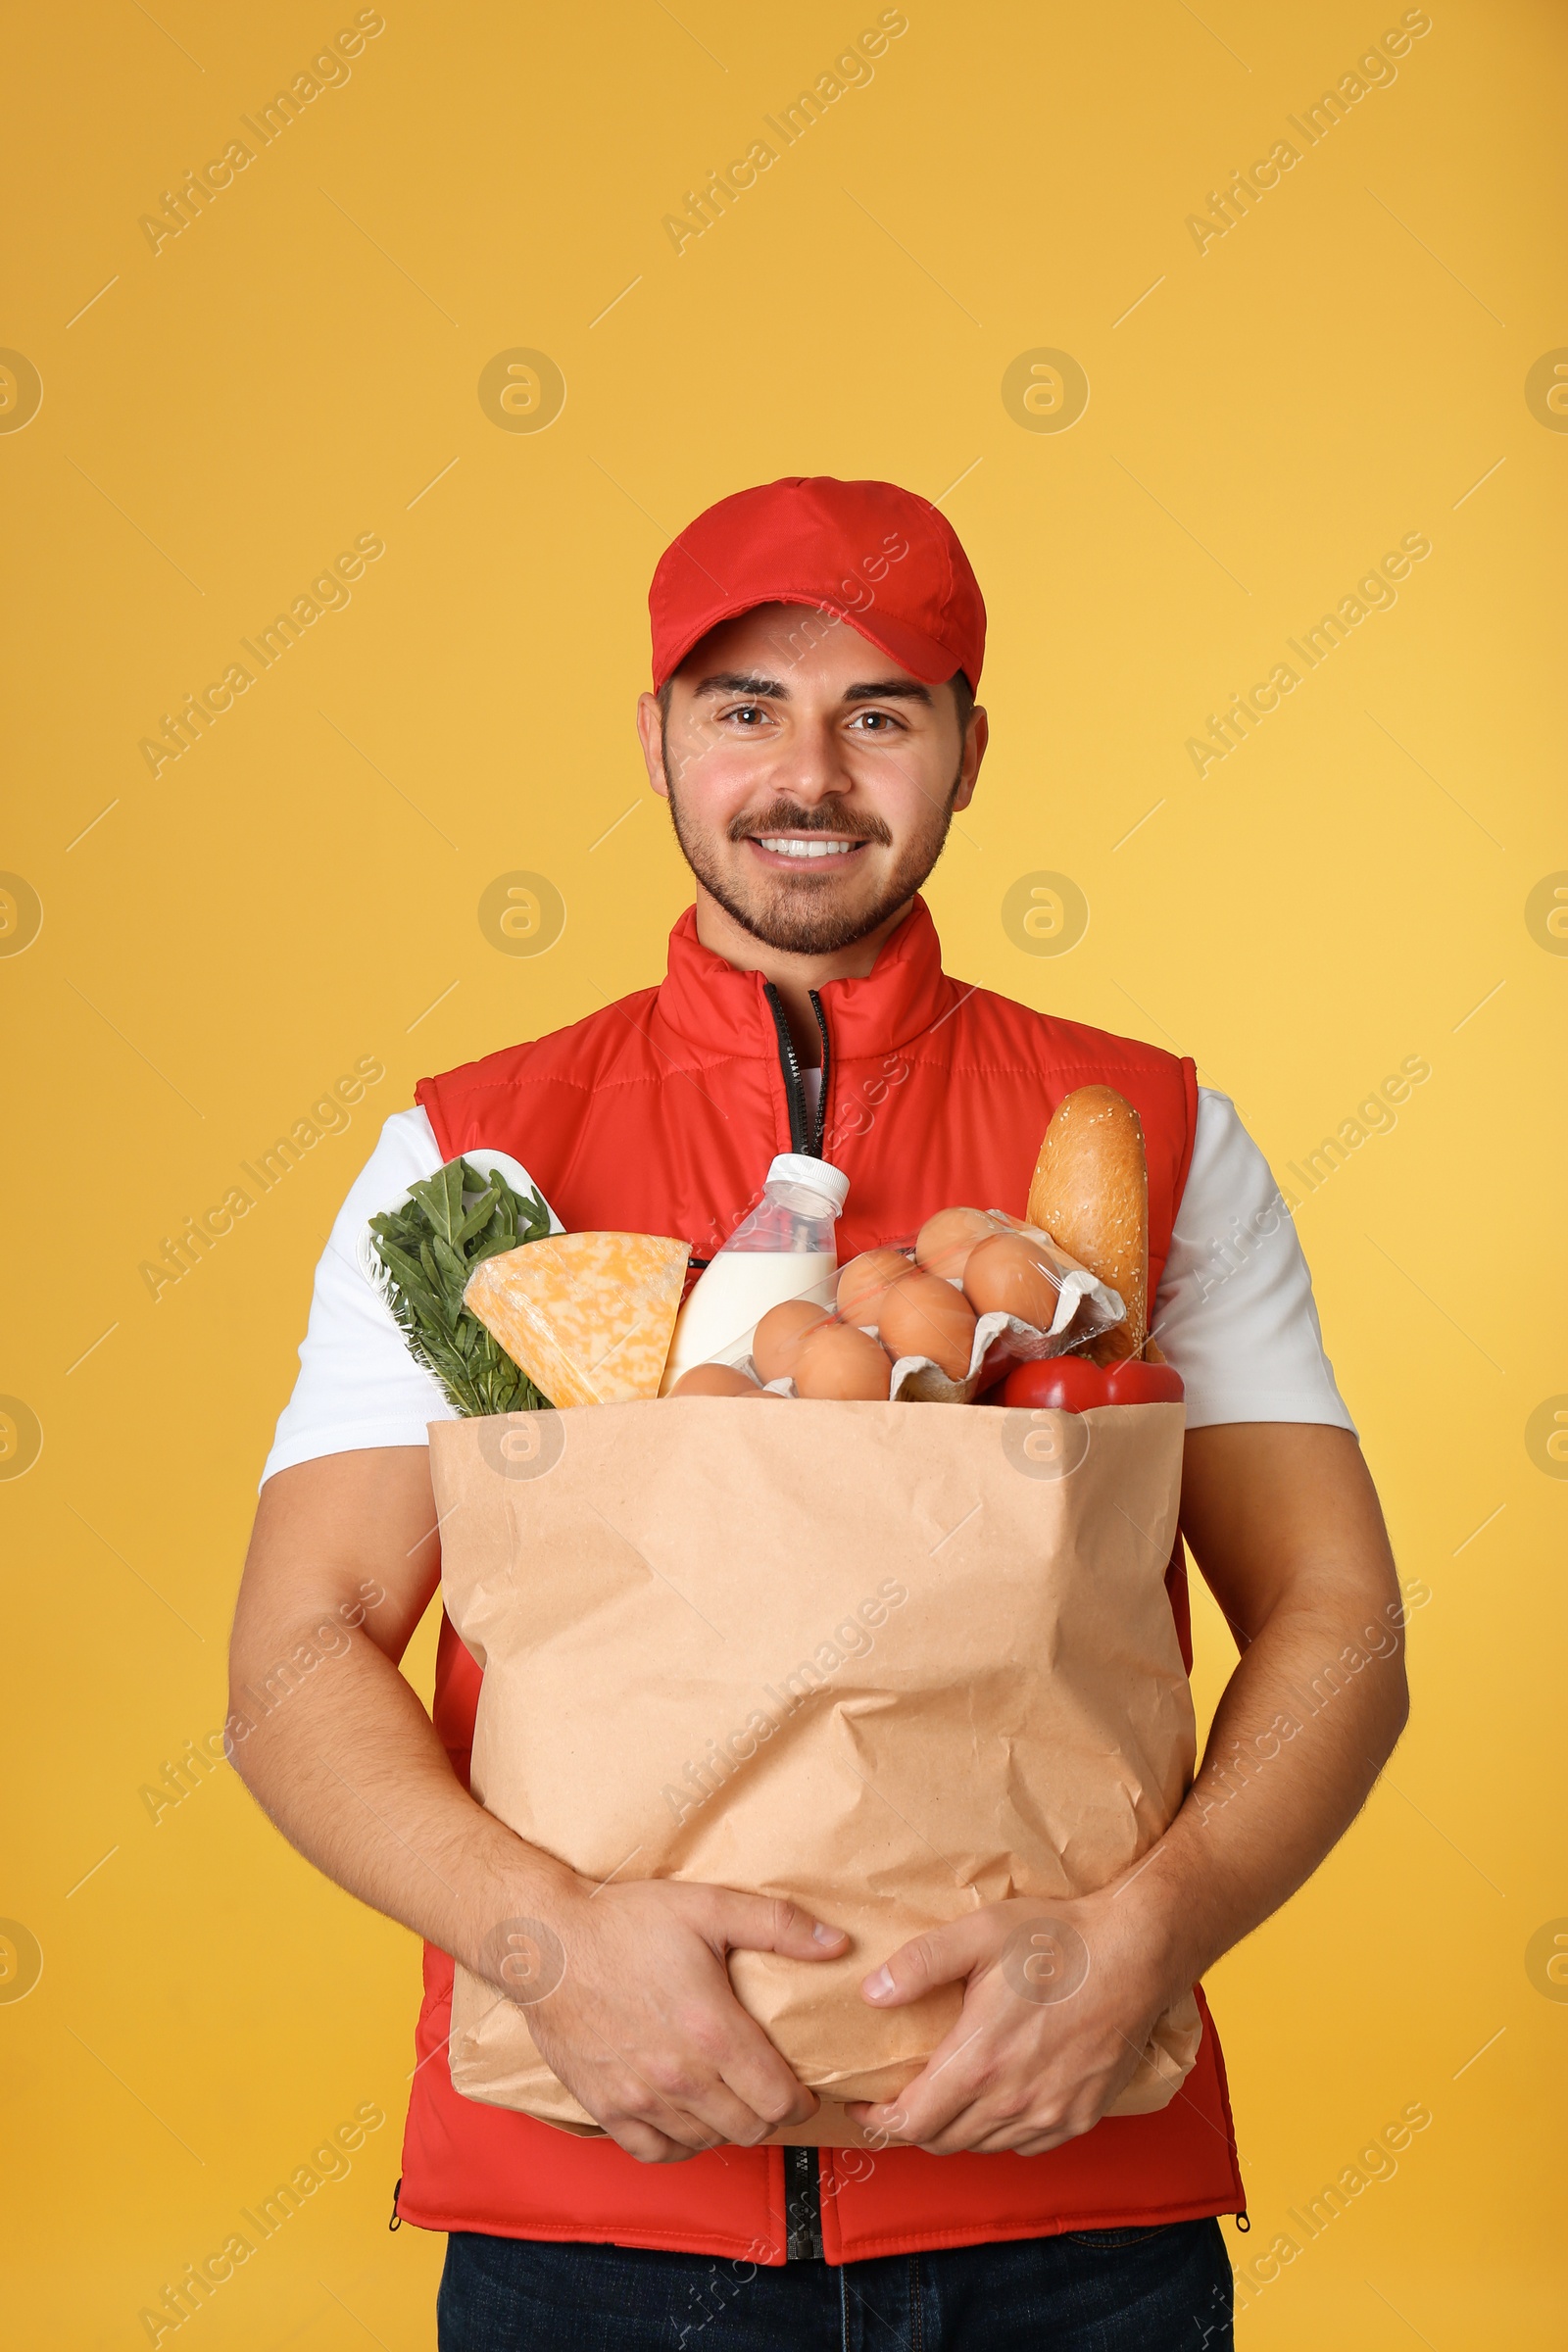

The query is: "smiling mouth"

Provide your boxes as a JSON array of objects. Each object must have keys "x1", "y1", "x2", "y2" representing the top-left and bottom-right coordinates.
[{"x1": 748, "y1": 836, "x2": 869, "y2": 861}]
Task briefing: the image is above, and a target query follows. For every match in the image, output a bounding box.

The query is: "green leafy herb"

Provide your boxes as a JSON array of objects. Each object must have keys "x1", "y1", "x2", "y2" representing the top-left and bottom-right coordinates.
[{"x1": 368, "y1": 1157, "x2": 554, "y2": 1415}]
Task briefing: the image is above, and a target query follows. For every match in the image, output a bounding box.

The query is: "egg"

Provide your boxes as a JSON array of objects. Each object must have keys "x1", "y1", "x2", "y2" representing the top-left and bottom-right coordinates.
[
  {"x1": 792, "y1": 1319, "x2": 894, "y2": 1400},
  {"x1": 914, "y1": 1205, "x2": 1003, "y2": 1283},
  {"x1": 836, "y1": 1247, "x2": 913, "y2": 1328},
  {"x1": 667, "y1": 1362, "x2": 763, "y2": 1398},
  {"x1": 751, "y1": 1298, "x2": 829, "y2": 1385},
  {"x1": 875, "y1": 1268, "x2": 978, "y2": 1377},
  {"x1": 961, "y1": 1232, "x2": 1061, "y2": 1332}
]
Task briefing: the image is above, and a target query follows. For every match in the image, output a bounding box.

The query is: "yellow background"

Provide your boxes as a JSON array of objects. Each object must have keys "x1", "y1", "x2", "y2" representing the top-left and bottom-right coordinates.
[{"x1": 4, "y1": 1, "x2": 1564, "y2": 2342}]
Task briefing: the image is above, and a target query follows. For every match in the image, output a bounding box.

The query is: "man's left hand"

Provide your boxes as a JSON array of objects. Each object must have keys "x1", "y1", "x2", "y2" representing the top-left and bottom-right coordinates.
[{"x1": 843, "y1": 1877, "x2": 1183, "y2": 2156}]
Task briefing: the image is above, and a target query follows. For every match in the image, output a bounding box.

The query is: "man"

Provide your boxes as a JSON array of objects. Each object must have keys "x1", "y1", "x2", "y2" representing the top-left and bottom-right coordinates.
[{"x1": 232, "y1": 475, "x2": 1408, "y2": 2349}]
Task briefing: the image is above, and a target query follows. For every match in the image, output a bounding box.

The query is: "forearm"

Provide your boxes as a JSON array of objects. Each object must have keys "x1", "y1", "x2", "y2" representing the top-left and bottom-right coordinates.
[
  {"x1": 228, "y1": 1451, "x2": 576, "y2": 1980},
  {"x1": 229, "y1": 1623, "x2": 575, "y2": 1974},
  {"x1": 1140, "y1": 1422, "x2": 1409, "y2": 1984},
  {"x1": 1151, "y1": 1583, "x2": 1408, "y2": 1982}
]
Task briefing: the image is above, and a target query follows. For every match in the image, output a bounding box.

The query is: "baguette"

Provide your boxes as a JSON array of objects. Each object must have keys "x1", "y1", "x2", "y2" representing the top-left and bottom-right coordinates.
[{"x1": 1025, "y1": 1086, "x2": 1149, "y2": 1362}]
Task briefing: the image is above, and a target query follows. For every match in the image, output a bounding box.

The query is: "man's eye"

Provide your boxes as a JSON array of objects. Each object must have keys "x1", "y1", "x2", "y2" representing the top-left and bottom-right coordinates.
[
  {"x1": 726, "y1": 705, "x2": 765, "y2": 725},
  {"x1": 851, "y1": 710, "x2": 898, "y2": 731}
]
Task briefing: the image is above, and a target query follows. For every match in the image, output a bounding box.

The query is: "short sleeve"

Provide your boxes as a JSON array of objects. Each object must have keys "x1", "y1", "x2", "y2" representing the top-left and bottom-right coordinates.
[
  {"x1": 260, "y1": 1108, "x2": 457, "y2": 1483},
  {"x1": 1152, "y1": 1091, "x2": 1356, "y2": 1434}
]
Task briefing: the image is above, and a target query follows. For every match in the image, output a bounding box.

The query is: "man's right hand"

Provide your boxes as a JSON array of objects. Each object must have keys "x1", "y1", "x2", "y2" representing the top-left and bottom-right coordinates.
[{"x1": 487, "y1": 1877, "x2": 847, "y2": 2163}]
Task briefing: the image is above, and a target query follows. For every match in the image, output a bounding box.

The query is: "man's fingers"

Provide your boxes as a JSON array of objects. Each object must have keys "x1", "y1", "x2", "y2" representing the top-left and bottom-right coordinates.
[
  {"x1": 546, "y1": 1887, "x2": 834, "y2": 2153},
  {"x1": 860, "y1": 1914, "x2": 991, "y2": 2006},
  {"x1": 849, "y1": 2076, "x2": 966, "y2": 2149},
  {"x1": 604, "y1": 2009, "x2": 815, "y2": 2148},
  {"x1": 843, "y1": 2096, "x2": 908, "y2": 2138},
  {"x1": 643, "y1": 2056, "x2": 812, "y2": 2150},
  {"x1": 967, "y1": 2121, "x2": 1078, "y2": 2157},
  {"x1": 846, "y1": 1996, "x2": 1005, "y2": 2145},
  {"x1": 712, "y1": 1891, "x2": 848, "y2": 1962},
  {"x1": 604, "y1": 2117, "x2": 698, "y2": 2163},
  {"x1": 695, "y1": 1906, "x2": 835, "y2": 2132},
  {"x1": 715, "y1": 2035, "x2": 820, "y2": 2137},
  {"x1": 699, "y1": 1895, "x2": 841, "y2": 2131},
  {"x1": 597, "y1": 2056, "x2": 786, "y2": 2155}
]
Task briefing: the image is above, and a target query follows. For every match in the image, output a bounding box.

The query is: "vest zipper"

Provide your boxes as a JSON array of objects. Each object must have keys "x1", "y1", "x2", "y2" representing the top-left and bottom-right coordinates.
[
  {"x1": 809, "y1": 993, "x2": 831, "y2": 1157},
  {"x1": 387, "y1": 2176, "x2": 402, "y2": 2231},
  {"x1": 783, "y1": 2144, "x2": 824, "y2": 2260},
  {"x1": 761, "y1": 984, "x2": 832, "y2": 1159}
]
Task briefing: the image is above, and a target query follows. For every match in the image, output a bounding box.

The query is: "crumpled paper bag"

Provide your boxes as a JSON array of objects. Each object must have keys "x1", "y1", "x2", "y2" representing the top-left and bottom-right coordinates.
[{"x1": 432, "y1": 1396, "x2": 1200, "y2": 2146}]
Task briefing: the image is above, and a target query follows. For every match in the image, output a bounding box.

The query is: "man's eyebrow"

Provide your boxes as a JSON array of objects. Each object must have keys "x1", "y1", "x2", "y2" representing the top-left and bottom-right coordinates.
[
  {"x1": 689, "y1": 672, "x2": 934, "y2": 707},
  {"x1": 842, "y1": 679, "x2": 933, "y2": 706},
  {"x1": 693, "y1": 671, "x2": 791, "y2": 700}
]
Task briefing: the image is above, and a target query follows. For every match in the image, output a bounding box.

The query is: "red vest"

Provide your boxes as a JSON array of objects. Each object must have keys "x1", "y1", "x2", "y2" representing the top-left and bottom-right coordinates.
[{"x1": 400, "y1": 899, "x2": 1244, "y2": 2263}]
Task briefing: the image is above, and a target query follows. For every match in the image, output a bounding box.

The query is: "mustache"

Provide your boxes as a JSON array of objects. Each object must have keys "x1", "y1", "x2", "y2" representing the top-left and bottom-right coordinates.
[{"x1": 729, "y1": 801, "x2": 892, "y2": 848}]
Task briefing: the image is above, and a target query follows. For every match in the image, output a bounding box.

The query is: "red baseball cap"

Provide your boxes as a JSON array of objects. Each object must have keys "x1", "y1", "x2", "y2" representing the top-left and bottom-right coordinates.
[{"x1": 649, "y1": 474, "x2": 986, "y2": 694}]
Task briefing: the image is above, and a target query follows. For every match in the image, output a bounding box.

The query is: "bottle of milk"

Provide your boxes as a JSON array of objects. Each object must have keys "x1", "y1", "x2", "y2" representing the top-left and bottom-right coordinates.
[{"x1": 659, "y1": 1155, "x2": 849, "y2": 1393}]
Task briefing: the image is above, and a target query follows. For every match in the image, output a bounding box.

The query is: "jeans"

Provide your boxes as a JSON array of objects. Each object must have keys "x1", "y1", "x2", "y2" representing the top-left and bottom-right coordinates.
[{"x1": 437, "y1": 2219, "x2": 1234, "y2": 2349}]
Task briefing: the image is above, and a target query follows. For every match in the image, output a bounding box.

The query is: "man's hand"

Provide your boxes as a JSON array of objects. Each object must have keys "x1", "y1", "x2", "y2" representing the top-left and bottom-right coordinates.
[
  {"x1": 498, "y1": 1880, "x2": 846, "y2": 2164},
  {"x1": 844, "y1": 1879, "x2": 1176, "y2": 2156}
]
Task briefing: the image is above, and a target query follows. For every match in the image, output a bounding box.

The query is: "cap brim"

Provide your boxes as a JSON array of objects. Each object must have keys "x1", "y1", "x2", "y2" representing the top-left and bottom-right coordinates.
[{"x1": 656, "y1": 593, "x2": 963, "y2": 691}]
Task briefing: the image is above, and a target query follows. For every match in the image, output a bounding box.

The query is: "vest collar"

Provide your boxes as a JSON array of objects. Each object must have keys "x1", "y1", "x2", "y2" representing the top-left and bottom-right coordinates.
[{"x1": 655, "y1": 897, "x2": 959, "y2": 1061}]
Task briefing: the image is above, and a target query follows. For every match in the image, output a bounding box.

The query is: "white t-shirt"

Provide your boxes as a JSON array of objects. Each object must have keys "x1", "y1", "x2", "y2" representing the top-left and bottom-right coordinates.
[{"x1": 261, "y1": 1090, "x2": 1353, "y2": 1484}]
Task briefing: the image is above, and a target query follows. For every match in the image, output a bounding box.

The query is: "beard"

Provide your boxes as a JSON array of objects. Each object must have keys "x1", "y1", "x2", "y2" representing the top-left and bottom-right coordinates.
[{"x1": 662, "y1": 761, "x2": 961, "y2": 957}]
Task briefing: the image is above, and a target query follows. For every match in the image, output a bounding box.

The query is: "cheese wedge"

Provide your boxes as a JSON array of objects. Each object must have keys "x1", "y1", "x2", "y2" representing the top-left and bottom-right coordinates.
[{"x1": 464, "y1": 1233, "x2": 691, "y2": 1408}]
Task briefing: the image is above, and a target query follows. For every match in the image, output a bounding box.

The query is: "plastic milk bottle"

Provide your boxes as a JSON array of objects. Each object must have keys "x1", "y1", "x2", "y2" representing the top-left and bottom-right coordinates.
[{"x1": 659, "y1": 1155, "x2": 849, "y2": 1393}]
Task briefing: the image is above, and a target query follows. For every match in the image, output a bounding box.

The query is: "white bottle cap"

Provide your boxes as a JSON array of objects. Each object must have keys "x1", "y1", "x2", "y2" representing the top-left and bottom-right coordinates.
[{"x1": 765, "y1": 1153, "x2": 850, "y2": 1215}]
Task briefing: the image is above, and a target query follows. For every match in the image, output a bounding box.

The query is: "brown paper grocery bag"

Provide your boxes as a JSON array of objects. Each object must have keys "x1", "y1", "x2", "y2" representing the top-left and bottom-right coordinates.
[{"x1": 432, "y1": 1397, "x2": 1200, "y2": 2147}]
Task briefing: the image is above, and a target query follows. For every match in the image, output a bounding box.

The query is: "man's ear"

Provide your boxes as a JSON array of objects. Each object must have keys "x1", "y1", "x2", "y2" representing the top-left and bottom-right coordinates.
[
  {"x1": 952, "y1": 705, "x2": 988, "y2": 814},
  {"x1": 636, "y1": 691, "x2": 669, "y2": 800}
]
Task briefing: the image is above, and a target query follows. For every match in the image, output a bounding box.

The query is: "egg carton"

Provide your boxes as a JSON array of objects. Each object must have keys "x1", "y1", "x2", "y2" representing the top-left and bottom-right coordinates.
[{"x1": 750, "y1": 1266, "x2": 1125, "y2": 1404}]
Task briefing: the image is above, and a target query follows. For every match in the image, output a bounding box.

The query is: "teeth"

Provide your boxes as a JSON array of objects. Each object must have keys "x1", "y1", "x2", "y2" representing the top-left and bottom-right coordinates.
[{"x1": 757, "y1": 838, "x2": 858, "y2": 858}]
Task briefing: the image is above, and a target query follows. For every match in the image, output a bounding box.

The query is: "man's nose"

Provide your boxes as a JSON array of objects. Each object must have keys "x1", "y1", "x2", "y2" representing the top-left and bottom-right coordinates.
[{"x1": 766, "y1": 718, "x2": 856, "y2": 806}]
